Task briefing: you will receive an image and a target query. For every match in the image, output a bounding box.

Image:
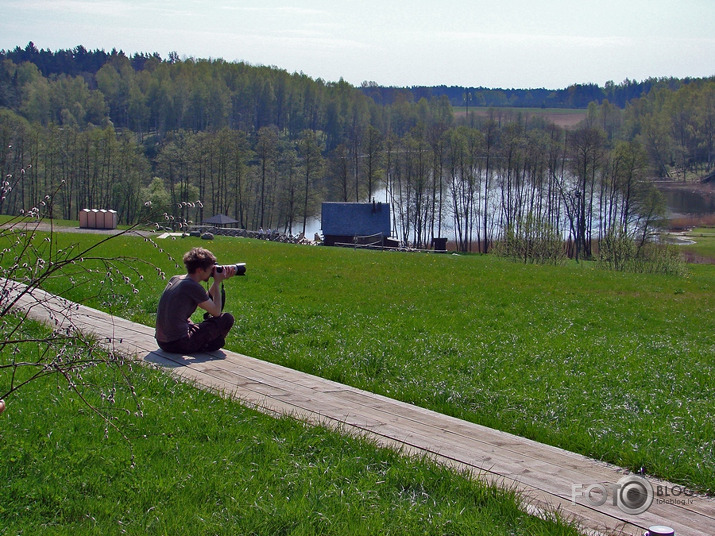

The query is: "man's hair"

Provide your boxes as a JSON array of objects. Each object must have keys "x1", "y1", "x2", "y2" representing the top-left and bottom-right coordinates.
[{"x1": 183, "y1": 247, "x2": 216, "y2": 274}]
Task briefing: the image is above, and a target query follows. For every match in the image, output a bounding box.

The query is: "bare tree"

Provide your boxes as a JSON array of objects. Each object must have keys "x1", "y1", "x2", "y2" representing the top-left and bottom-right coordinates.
[
  {"x1": 568, "y1": 126, "x2": 606, "y2": 259},
  {"x1": 0, "y1": 186, "x2": 170, "y2": 445},
  {"x1": 297, "y1": 129, "x2": 325, "y2": 236}
]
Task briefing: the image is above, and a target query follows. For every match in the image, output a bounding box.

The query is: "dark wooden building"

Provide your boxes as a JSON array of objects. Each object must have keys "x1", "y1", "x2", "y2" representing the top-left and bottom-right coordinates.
[{"x1": 321, "y1": 201, "x2": 391, "y2": 246}]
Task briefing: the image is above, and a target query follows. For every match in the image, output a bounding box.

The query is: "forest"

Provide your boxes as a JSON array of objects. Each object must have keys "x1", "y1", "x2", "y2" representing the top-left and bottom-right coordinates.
[{"x1": 0, "y1": 43, "x2": 713, "y2": 254}]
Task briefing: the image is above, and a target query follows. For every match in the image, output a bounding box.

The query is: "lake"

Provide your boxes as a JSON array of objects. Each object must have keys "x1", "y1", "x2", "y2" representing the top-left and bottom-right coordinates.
[{"x1": 658, "y1": 182, "x2": 715, "y2": 217}]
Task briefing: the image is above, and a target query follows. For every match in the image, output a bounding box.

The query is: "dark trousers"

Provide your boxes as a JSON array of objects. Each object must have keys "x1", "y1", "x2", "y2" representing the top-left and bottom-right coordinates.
[{"x1": 158, "y1": 313, "x2": 235, "y2": 354}]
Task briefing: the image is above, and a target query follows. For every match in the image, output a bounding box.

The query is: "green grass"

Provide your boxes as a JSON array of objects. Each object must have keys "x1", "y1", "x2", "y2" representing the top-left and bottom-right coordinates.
[
  {"x1": 681, "y1": 227, "x2": 715, "y2": 259},
  {"x1": 1, "y1": 351, "x2": 580, "y2": 535},
  {"x1": 19, "y1": 230, "x2": 712, "y2": 493},
  {"x1": 1, "y1": 226, "x2": 713, "y2": 532}
]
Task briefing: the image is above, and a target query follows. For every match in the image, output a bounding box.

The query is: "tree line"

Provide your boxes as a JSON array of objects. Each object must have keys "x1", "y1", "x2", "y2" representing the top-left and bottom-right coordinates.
[
  {"x1": 360, "y1": 77, "x2": 697, "y2": 109},
  {"x1": 0, "y1": 43, "x2": 713, "y2": 256},
  {"x1": 3, "y1": 42, "x2": 699, "y2": 110}
]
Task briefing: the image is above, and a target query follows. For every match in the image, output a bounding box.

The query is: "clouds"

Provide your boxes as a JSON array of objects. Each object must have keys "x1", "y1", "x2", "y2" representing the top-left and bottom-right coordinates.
[
  {"x1": 1, "y1": 0, "x2": 712, "y2": 88},
  {"x1": 6, "y1": 0, "x2": 145, "y2": 17}
]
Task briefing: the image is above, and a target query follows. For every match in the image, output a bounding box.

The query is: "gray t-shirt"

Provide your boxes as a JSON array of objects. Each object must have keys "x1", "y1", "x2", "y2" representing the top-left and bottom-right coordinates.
[{"x1": 155, "y1": 275, "x2": 210, "y2": 343}]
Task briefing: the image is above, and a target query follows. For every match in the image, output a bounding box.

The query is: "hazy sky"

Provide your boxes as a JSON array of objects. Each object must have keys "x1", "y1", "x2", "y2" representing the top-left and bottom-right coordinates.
[{"x1": 1, "y1": 0, "x2": 713, "y2": 89}]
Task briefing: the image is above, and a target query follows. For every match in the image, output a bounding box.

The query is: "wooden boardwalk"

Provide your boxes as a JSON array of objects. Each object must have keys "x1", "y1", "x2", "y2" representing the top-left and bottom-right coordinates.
[{"x1": 7, "y1": 280, "x2": 714, "y2": 536}]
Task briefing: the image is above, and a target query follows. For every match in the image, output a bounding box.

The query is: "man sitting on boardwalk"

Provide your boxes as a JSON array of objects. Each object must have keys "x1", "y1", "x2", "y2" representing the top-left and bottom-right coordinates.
[{"x1": 155, "y1": 247, "x2": 236, "y2": 354}]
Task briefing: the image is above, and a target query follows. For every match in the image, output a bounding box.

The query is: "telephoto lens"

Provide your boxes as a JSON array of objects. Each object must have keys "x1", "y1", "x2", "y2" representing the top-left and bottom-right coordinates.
[{"x1": 214, "y1": 263, "x2": 246, "y2": 276}]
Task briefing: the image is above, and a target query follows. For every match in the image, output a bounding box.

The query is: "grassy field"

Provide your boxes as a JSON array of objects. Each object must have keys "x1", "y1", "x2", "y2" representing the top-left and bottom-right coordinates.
[
  {"x1": 16, "y1": 228, "x2": 715, "y2": 487},
  {"x1": 1, "y1": 336, "x2": 580, "y2": 535},
  {"x1": 680, "y1": 227, "x2": 715, "y2": 260},
  {"x1": 1, "y1": 224, "x2": 713, "y2": 532}
]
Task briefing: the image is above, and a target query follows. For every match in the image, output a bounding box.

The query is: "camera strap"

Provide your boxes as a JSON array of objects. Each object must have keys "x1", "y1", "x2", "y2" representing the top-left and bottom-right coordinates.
[{"x1": 203, "y1": 283, "x2": 227, "y2": 320}]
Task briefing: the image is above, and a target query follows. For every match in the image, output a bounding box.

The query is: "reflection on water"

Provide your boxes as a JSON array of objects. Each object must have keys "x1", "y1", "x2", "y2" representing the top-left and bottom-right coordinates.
[
  {"x1": 297, "y1": 184, "x2": 713, "y2": 243},
  {"x1": 658, "y1": 184, "x2": 715, "y2": 217}
]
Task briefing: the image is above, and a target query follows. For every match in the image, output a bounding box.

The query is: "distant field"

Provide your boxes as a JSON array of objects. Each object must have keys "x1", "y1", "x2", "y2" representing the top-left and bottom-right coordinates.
[{"x1": 454, "y1": 106, "x2": 587, "y2": 129}]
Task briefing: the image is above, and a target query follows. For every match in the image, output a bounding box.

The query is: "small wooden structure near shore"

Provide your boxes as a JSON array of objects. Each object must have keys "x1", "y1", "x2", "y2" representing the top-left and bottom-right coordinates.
[{"x1": 321, "y1": 201, "x2": 392, "y2": 247}]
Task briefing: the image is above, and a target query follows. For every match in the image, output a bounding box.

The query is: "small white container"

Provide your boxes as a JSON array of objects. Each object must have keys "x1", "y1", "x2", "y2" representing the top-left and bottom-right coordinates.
[{"x1": 646, "y1": 526, "x2": 674, "y2": 536}]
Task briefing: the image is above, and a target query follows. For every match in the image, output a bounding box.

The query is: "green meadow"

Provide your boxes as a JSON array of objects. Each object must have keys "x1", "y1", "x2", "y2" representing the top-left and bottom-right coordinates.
[
  {"x1": 1, "y1": 345, "x2": 580, "y2": 535},
  {"x1": 1, "y1": 225, "x2": 713, "y2": 533},
  {"x1": 681, "y1": 227, "x2": 715, "y2": 260}
]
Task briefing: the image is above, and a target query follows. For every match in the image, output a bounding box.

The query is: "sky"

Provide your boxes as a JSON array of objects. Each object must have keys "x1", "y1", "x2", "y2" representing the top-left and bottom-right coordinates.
[{"x1": 1, "y1": 0, "x2": 713, "y2": 89}]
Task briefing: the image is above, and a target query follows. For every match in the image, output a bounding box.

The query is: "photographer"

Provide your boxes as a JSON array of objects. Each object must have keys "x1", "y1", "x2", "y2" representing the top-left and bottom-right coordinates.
[{"x1": 155, "y1": 247, "x2": 237, "y2": 354}]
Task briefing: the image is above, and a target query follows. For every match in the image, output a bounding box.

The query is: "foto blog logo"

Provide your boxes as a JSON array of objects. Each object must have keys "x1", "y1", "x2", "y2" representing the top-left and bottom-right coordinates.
[{"x1": 571, "y1": 475, "x2": 654, "y2": 515}]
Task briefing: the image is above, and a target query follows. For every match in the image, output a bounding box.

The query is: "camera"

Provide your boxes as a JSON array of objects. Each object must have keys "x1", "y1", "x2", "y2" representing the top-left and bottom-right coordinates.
[{"x1": 214, "y1": 263, "x2": 246, "y2": 276}]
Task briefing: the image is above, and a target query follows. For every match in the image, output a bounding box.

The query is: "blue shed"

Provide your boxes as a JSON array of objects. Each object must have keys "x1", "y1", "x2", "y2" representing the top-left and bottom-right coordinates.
[{"x1": 321, "y1": 201, "x2": 391, "y2": 246}]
